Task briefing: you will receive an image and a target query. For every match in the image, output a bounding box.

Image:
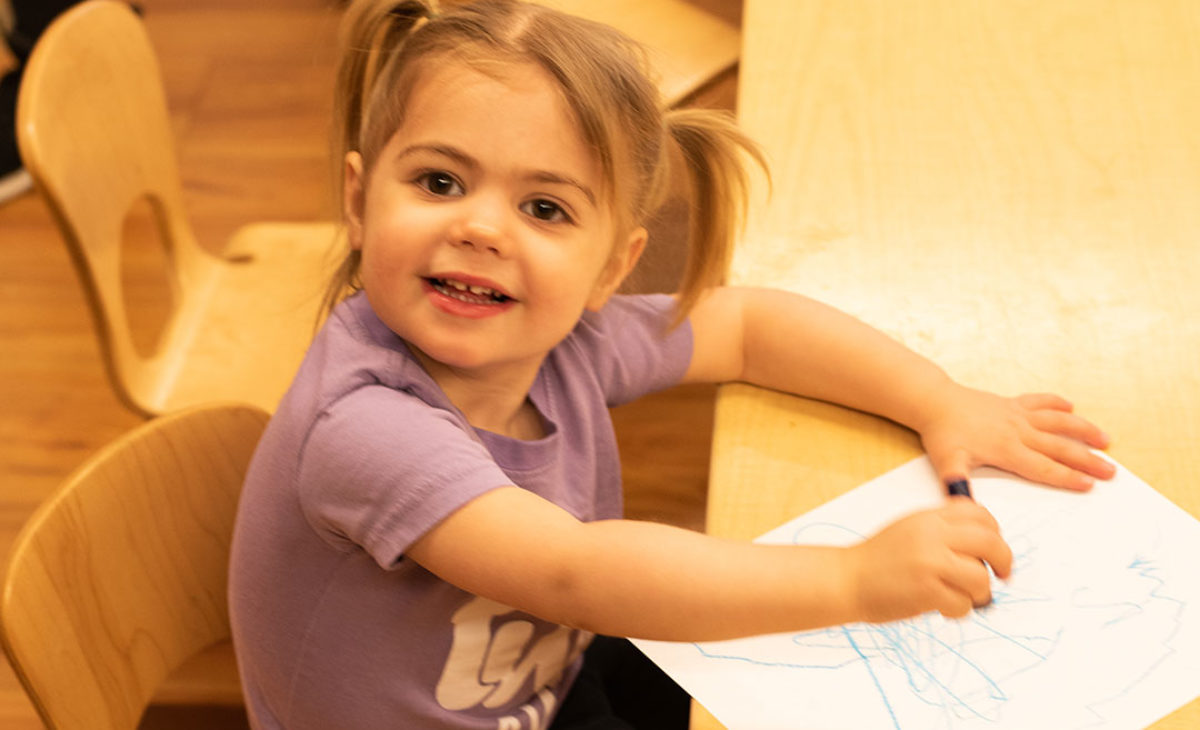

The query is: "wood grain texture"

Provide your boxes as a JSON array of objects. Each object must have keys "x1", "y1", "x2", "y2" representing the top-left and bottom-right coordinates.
[
  {"x1": 0, "y1": 2, "x2": 342, "y2": 726},
  {"x1": 1, "y1": 404, "x2": 268, "y2": 730},
  {"x1": 698, "y1": 1, "x2": 1200, "y2": 728},
  {"x1": 17, "y1": 1, "x2": 342, "y2": 416},
  {"x1": 534, "y1": 0, "x2": 740, "y2": 106}
]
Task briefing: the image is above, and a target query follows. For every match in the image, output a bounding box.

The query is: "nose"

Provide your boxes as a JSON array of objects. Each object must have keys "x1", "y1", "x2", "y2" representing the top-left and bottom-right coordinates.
[{"x1": 451, "y1": 190, "x2": 511, "y2": 256}]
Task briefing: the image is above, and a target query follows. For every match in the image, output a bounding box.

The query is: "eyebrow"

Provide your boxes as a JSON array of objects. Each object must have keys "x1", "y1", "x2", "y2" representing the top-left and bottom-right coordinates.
[{"x1": 395, "y1": 143, "x2": 597, "y2": 207}]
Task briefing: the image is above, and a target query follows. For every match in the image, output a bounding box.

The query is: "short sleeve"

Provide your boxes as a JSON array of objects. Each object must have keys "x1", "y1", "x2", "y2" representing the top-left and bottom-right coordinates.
[
  {"x1": 296, "y1": 385, "x2": 511, "y2": 569},
  {"x1": 568, "y1": 294, "x2": 693, "y2": 407}
]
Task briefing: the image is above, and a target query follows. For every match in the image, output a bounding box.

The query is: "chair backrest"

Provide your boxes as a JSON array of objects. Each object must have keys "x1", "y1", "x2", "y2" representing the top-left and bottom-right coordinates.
[
  {"x1": 15, "y1": 0, "x2": 219, "y2": 413},
  {"x1": 0, "y1": 403, "x2": 269, "y2": 730},
  {"x1": 535, "y1": 0, "x2": 741, "y2": 106}
]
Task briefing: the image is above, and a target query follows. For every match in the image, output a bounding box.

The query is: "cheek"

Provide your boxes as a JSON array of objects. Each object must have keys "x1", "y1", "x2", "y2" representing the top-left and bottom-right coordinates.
[
  {"x1": 357, "y1": 231, "x2": 415, "y2": 292},
  {"x1": 557, "y1": 235, "x2": 614, "y2": 282},
  {"x1": 359, "y1": 204, "x2": 430, "y2": 270},
  {"x1": 585, "y1": 237, "x2": 622, "y2": 286}
]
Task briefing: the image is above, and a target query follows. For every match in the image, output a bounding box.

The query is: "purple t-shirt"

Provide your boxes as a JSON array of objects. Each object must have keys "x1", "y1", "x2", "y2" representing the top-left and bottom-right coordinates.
[{"x1": 229, "y1": 291, "x2": 692, "y2": 730}]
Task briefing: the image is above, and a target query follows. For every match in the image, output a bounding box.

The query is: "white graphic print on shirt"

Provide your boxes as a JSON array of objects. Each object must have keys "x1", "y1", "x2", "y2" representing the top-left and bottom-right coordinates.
[{"x1": 436, "y1": 596, "x2": 592, "y2": 729}]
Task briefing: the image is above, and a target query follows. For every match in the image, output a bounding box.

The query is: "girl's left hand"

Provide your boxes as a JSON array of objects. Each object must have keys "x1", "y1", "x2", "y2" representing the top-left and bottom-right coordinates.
[{"x1": 916, "y1": 384, "x2": 1116, "y2": 491}]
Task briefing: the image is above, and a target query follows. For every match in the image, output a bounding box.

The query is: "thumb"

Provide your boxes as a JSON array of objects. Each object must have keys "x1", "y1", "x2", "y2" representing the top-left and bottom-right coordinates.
[{"x1": 928, "y1": 446, "x2": 972, "y2": 492}]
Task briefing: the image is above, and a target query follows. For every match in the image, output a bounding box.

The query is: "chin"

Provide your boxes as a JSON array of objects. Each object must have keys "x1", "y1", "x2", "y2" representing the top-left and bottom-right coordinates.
[
  {"x1": 432, "y1": 350, "x2": 497, "y2": 371},
  {"x1": 408, "y1": 338, "x2": 507, "y2": 373}
]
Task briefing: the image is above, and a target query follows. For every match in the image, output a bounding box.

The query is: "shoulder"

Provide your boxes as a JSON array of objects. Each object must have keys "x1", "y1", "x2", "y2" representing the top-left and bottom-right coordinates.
[
  {"x1": 308, "y1": 382, "x2": 472, "y2": 461},
  {"x1": 290, "y1": 292, "x2": 450, "y2": 409},
  {"x1": 566, "y1": 294, "x2": 684, "y2": 353},
  {"x1": 551, "y1": 294, "x2": 693, "y2": 405},
  {"x1": 290, "y1": 295, "x2": 492, "y2": 514},
  {"x1": 297, "y1": 383, "x2": 507, "y2": 566},
  {"x1": 575, "y1": 293, "x2": 678, "y2": 334}
]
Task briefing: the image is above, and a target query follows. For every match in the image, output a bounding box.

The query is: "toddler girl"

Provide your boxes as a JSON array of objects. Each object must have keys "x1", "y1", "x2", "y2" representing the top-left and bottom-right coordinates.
[{"x1": 229, "y1": 1, "x2": 1114, "y2": 728}]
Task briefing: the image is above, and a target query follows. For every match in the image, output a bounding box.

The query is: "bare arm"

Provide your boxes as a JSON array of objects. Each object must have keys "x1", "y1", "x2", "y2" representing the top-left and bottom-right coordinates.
[
  {"x1": 407, "y1": 485, "x2": 1009, "y2": 641},
  {"x1": 683, "y1": 286, "x2": 950, "y2": 425},
  {"x1": 682, "y1": 286, "x2": 1114, "y2": 489}
]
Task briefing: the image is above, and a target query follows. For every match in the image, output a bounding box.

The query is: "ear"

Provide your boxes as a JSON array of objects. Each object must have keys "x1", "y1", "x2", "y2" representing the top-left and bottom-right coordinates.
[
  {"x1": 586, "y1": 226, "x2": 648, "y2": 311},
  {"x1": 344, "y1": 151, "x2": 366, "y2": 251}
]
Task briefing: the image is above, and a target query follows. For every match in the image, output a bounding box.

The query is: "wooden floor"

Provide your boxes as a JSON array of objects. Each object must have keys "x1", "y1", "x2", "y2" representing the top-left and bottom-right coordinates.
[{"x1": 0, "y1": 0, "x2": 738, "y2": 725}]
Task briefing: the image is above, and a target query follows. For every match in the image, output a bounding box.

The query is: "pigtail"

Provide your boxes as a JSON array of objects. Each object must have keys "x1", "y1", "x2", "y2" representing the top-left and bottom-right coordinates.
[
  {"x1": 664, "y1": 109, "x2": 768, "y2": 324},
  {"x1": 324, "y1": 0, "x2": 434, "y2": 321},
  {"x1": 334, "y1": 0, "x2": 434, "y2": 192}
]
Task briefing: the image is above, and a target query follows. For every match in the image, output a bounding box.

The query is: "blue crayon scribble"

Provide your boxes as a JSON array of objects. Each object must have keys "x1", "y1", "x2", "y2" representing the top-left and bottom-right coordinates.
[{"x1": 687, "y1": 512, "x2": 1188, "y2": 729}]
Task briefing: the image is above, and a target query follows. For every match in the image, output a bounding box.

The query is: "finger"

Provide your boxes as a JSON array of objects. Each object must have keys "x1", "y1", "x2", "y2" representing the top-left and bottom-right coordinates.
[
  {"x1": 996, "y1": 435, "x2": 1095, "y2": 491},
  {"x1": 940, "y1": 498, "x2": 1001, "y2": 534},
  {"x1": 1016, "y1": 392, "x2": 1074, "y2": 412},
  {"x1": 946, "y1": 518, "x2": 1013, "y2": 579},
  {"x1": 977, "y1": 531, "x2": 1013, "y2": 580},
  {"x1": 1023, "y1": 430, "x2": 1116, "y2": 483},
  {"x1": 927, "y1": 446, "x2": 973, "y2": 494},
  {"x1": 936, "y1": 587, "x2": 975, "y2": 620},
  {"x1": 1027, "y1": 409, "x2": 1112, "y2": 450},
  {"x1": 937, "y1": 557, "x2": 993, "y2": 614},
  {"x1": 960, "y1": 557, "x2": 996, "y2": 607}
]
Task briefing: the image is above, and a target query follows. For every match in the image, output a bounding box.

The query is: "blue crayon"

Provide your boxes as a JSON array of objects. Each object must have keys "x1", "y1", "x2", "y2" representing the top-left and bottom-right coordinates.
[
  {"x1": 946, "y1": 478, "x2": 972, "y2": 499},
  {"x1": 945, "y1": 477, "x2": 991, "y2": 608}
]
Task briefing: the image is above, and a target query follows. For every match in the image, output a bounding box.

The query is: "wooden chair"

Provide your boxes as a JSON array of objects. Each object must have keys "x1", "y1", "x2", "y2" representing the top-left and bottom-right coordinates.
[
  {"x1": 0, "y1": 403, "x2": 269, "y2": 730},
  {"x1": 16, "y1": 0, "x2": 340, "y2": 417},
  {"x1": 532, "y1": 0, "x2": 742, "y2": 108}
]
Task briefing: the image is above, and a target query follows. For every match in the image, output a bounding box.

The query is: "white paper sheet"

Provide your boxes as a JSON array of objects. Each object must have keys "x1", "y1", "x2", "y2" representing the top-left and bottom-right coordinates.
[{"x1": 634, "y1": 457, "x2": 1200, "y2": 729}]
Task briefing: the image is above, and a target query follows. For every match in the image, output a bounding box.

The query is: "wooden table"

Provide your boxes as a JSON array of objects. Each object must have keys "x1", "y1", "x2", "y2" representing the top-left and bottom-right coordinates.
[{"x1": 693, "y1": 1, "x2": 1200, "y2": 727}]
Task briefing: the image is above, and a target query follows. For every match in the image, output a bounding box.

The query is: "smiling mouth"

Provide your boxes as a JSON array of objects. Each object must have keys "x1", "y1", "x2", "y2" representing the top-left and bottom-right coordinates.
[{"x1": 426, "y1": 277, "x2": 514, "y2": 304}]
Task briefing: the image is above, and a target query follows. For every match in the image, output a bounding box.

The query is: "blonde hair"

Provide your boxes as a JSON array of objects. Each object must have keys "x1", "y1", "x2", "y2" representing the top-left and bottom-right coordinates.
[{"x1": 327, "y1": 0, "x2": 766, "y2": 323}]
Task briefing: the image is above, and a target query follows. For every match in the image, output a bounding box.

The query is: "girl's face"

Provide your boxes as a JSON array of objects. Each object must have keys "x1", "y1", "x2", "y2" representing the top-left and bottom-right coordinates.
[{"x1": 345, "y1": 61, "x2": 644, "y2": 387}]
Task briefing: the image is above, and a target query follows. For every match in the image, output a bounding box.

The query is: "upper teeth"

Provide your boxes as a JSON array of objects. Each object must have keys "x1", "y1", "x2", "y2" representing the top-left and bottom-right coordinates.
[{"x1": 443, "y1": 279, "x2": 499, "y2": 297}]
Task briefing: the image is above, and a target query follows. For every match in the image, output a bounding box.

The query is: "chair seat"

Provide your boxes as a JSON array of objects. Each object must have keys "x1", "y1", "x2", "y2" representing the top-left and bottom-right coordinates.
[
  {"x1": 152, "y1": 222, "x2": 341, "y2": 414},
  {"x1": 152, "y1": 640, "x2": 242, "y2": 707}
]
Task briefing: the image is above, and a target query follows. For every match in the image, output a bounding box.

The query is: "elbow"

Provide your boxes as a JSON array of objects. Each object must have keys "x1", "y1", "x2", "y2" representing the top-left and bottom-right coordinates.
[
  {"x1": 518, "y1": 527, "x2": 645, "y2": 637},
  {"x1": 538, "y1": 566, "x2": 600, "y2": 633}
]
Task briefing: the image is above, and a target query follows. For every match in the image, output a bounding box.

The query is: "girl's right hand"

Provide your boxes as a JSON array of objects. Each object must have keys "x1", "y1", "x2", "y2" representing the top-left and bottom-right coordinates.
[{"x1": 843, "y1": 499, "x2": 1013, "y2": 623}]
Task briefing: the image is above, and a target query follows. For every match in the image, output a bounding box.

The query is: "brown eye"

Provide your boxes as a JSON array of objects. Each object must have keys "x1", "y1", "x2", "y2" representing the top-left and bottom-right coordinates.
[
  {"x1": 522, "y1": 198, "x2": 570, "y2": 223},
  {"x1": 418, "y1": 171, "x2": 463, "y2": 197}
]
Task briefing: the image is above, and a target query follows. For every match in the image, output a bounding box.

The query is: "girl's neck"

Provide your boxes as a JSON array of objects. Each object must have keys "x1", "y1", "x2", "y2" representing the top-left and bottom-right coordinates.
[{"x1": 410, "y1": 347, "x2": 546, "y2": 440}]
